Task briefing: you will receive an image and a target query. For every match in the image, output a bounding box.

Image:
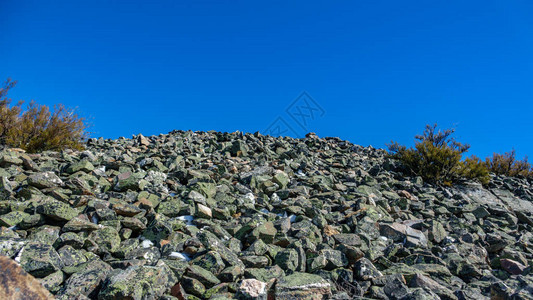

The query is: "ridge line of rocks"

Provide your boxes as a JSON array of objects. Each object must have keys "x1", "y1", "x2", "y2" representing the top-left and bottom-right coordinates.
[{"x1": 0, "y1": 131, "x2": 532, "y2": 299}]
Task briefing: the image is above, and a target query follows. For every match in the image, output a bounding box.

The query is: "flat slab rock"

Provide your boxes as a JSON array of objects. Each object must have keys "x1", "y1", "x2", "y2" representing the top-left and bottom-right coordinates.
[{"x1": 276, "y1": 272, "x2": 332, "y2": 299}]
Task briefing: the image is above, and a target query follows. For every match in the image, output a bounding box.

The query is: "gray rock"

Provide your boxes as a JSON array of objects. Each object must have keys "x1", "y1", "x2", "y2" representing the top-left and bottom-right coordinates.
[
  {"x1": 276, "y1": 272, "x2": 332, "y2": 299},
  {"x1": 19, "y1": 241, "x2": 63, "y2": 278},
  {"x1": 28, "y1": 172, "x2": 63, "y2": 189},
  {"x1": 98, "y1": 261, "x2": 176, "y2": 299}
]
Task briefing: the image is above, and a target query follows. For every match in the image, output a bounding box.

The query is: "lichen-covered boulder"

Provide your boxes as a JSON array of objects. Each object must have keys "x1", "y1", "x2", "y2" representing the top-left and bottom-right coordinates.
[
  {"x1": 19, "y1": 241, "x2": 63, "y2": 278},
  {"x1": 28, "y1": 171, "x2": 63, "y2": 189},
  {"x1": 36, "y1": 199, "x2": 78, "y2": 222}
]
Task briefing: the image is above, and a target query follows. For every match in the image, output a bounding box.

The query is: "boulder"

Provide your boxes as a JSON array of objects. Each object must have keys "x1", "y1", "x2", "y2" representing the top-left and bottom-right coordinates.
[{"x1": 0, "y1": 255, "x2": 54, "y2": 300}]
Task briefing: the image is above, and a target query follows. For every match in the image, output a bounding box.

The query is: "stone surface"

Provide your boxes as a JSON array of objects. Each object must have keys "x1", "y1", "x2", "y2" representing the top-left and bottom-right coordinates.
[
  {"x1": 276, "y1": 272, "x2": 332, "y2": 299},
  {"x1": 0, "y1": 255, "x2": 54, "y2": 300},
  {"x1": 98, "y1": 262, "x2": 176, "y2": 299},
  {"x1": 236, "y1": 279, "x2": 267, "y2": 299}
]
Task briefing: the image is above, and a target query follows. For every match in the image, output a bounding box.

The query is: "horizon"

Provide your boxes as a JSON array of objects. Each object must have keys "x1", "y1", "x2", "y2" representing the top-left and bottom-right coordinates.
[{"x1": 2, "y1": 1, "x2": 532, "y2": 160}]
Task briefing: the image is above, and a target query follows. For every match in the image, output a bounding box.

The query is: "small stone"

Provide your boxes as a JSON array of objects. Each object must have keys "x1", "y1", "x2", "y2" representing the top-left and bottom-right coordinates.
[
  {"x1": 244, "y1": 265, "x2": 285, "y2": 282},
  {"x1": 196, "y1": 203, "x2": 213, "y2": 219},
  {"x1": 275, "y1": 248, "x2": 299, "y2": 274},
  {"x1": 500, "y1": 258, "x2": 527, "y2": 275},
  {"x1": 219, "y1": 265, "x2": 244, "y2": 282},
  {"x1": 324, "y1": 225, "x2": 340, "y2": 236},
  {"x1": 114, "y1": 171, "x2": 147, "y2": 192},
  {"x1": 57, "y1": 245, "x2": 87, "y2": 267},
  {"x1": 379, "y1": 223, "x2": 407, "y2": 242},
  {"x1": 63, "y1": 216, "x2": 100, "y2": 232},
  {"x1": 39, "y1": 270, "x2": 64, "y2": 293},
  {"x1": 136, "y1": 134, "x2": 151, "y2": 146},
  {"x1": 19, "y1": 242, "x2": 63, "y2": 278},
  {"x1": 58, "y1": 268, "x2": 109, "y2": 298},
  {"x1": 429, "y1": 221, "x2": 446, "y2": 244},
  {"x1": 88, "y1": 226, "x2": 121, "y2": 253},
  {"x1": 121, "y1": 217, "x2": 146, "y2": 232},
  {"x1": 186, "y1": 264, "x2": 221, "y2": 288},
  {"x1": 0, "y1": 211, "x2": 30, "y2": 227},
  {"x1": 0, "y1": 152, "x2": 23, "y2": 167},
  {"x1": 405, "y1": 227, "x2": 427, "y2": 248},
  {"x1": 237, "y1": 279, "x2": 267, "y2": 299},
  {"x1": 409, "y1": 273, "x2": 457, "y2": 300},
  {"x1": 66, "y1": 159, "x2": 94, "y2": 174},
  {"x1": 28, "y1": 172, "x2": 63, "y2": 189},
  {"x1": 98, "y1": 261, "x2": 177, "y2": 299},
  {"x1": 241, "y1": 255, "x2": 270, "y2": 268},
  {"x1": 36, "y1": 199, "x2": 78, "y2": 222},
  {"x1": 111, "y1": 200, "x2": 143, "y2": 217},
  {"x1": 272, "y1": 171, "x2": 290, "y2": 189},
  {"x1": 192, "y1": 251, "x2": 226, "y2": 275},
  {"x1": 254, "y1": 221, "x2": 276, "y2": 244},
  {"x1": 332, "y1": 233, "x2": 362, "y2": 246},
  {"x1": 472, "y1": 206, "x2": 490, "y2": 219},
  {"x1": 354, "y1": 258, "x2": 382, "y2": 281},
  {"x1": 276, "y1": 272, "x2": 331, "y2": 299},
  {"x1": 181, "y1": 276, "x2": 206, "y2": 298}
]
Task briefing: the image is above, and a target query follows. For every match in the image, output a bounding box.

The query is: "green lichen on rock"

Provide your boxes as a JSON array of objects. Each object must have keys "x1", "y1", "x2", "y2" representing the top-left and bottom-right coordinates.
[
  {"x1": 98, "y1": 262, "x2": 176, "y2": 299},
  {"x1": 0, "y1": 131, "x2": 532, "y2": 299},
  {"x1": 36, "y1": 199, "x2": 78, "y2": 221}
]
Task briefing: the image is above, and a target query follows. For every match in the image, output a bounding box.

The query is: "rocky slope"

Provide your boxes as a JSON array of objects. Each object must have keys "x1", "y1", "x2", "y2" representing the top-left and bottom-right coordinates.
[{"x1": 1, "y1": 130, "x2": 532, "y2": 300}]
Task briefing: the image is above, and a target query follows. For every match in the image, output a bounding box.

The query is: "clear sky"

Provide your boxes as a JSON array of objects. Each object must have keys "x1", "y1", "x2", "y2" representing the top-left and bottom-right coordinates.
[{"x1": 2, "y1": 1, "x2": 532, "y2": 159}]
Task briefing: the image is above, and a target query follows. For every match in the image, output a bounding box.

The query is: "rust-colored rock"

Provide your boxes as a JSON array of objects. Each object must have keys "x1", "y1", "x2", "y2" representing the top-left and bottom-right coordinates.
[
  {"x1": 0, "y1": 255, "x2": 54, "y2": 300},
  {"x1": 398, "y1": 190, "x2": 416, "y2": 200},
  {"x1": 170, "y1": 282, "x2": 186, "y2": 300},
  {"x1": 323, "y1": 225, "x2": 340, "y2": 236},
  {"x1": 500, "y1": 258, "x2": 527, "y2": 275}
]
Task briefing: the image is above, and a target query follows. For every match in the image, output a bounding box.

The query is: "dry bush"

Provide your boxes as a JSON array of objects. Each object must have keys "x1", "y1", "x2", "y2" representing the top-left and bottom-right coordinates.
[
  {"x1": 485, "y1": 150, "x2": 532, "y2": 178},
  {"x1": 0, "y1": 78, "x2": 87, "y2": 153},
  {"x1": 388, "y1": 124, "x2": 489, "y2": 185}
]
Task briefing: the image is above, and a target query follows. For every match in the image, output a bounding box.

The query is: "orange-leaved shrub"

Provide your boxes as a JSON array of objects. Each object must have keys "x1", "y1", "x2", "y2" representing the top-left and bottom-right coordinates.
[
  {"x1": 0, "y1": 78, "x2": 88, "y2": 153},
  {"x1": 388, "y1": 124, "x2": 489, "y2": 185},
  {"x1": 485, "y1": 150, "x2": 532, "y2": 178}
]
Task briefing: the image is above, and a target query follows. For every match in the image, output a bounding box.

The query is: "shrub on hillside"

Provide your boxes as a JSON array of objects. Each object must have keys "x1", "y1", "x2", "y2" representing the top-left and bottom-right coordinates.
[
  {"x1": 0, "y1": 78, "x2": 87, "y2": 153},
  {"x1": 388, "y1": 124, "x2": 489, "y2": 185},
  {"x1": 485, "y1": 150, "x2": 532, "y2": 178}
]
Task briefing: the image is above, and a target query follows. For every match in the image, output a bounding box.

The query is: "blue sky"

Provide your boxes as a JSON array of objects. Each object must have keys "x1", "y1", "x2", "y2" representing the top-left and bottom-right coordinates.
[{"x1": 1, "y1": 1, "x2": 532, "y2": 159}]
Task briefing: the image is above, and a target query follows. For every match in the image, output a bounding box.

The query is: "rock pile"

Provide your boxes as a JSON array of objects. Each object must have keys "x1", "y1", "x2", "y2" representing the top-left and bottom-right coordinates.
[{"x1": 0, "y1": 130, "x2": 532, "y2": 299}]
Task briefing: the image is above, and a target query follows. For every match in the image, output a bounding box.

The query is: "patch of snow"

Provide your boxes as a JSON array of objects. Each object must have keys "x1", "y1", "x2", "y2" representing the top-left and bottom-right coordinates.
[
  {"x1": 142, "y1": 240, "x2": 154, "y2": 248},
  {"x1": 170, "y1": 192, "x2": 176, "y2": 196},
  {"x1": 144, "y1": 251, "x2": 156, "y2": 260},
  {"x1": 169, "y1": 252, "x2": 191, "y2": 261},
  {"x1": 259, "y1": 208, "x2": 269, "y2": 214},
  {"x1": 177, "y1": 215, "x2": 194, "y2": 225},
  {"x1": 91, "y1": 215, "x2": 99, "y2": 224},
  {"x1": 8, "y1": 225, "x2": 17, "y2": 231},
  {"x1": 14, "y1": 247, "x2": 24, "y2": 263},
  {"x1": 244, "y1": 192, "x2": 255, "y2": 205},
  {"x1": 289, "y1": 214, "x2": 296, "y2": 223},
  {"x1": 271, "y1": 193, "x2": 281, "y2": 204}
]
